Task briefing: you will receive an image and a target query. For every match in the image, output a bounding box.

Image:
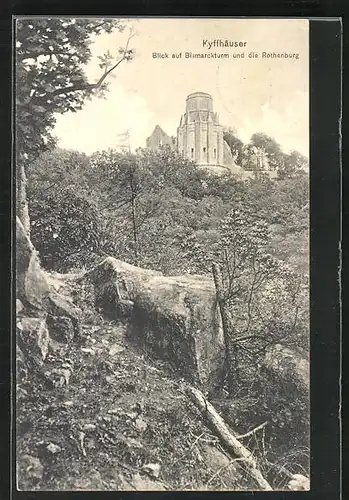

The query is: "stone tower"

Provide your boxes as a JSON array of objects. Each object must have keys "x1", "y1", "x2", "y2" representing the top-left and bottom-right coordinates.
[{"x1": 177, "y1": 92, "x2": 225, "y2": 173}]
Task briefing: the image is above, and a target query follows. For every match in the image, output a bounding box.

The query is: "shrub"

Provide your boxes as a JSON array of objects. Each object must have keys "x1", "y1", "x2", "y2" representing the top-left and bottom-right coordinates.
[{"x1": 29, "y1": 187, "x2": 101, "y2": 271}]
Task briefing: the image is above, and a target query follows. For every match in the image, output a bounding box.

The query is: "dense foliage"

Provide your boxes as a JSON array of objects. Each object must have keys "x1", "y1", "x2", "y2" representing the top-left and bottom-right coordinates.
[
  {"x1": 16, "y1": 18, "x2": 131, "y2": 163},
  {"x1": 224, "y1": 130, "x2": 308, "y2": 179},
  {"x1": 28, "y1": 145, "x2": 309, "y2": 339},
  {"x1": 15, "y1": 18, "x2": 134, "y2": 230}
]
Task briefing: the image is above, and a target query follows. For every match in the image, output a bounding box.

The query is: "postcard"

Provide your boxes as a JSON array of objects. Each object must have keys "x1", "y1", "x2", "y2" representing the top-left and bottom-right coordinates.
[{"x1": 15, "y1": 17, "x2": 314, "y2": 492}]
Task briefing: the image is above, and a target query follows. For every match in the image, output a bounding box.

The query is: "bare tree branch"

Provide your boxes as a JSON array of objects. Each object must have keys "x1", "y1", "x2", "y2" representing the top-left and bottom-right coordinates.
[
  {"x1": 186, "y1": 385, "x2": 273, "y2": 490},
  {"x1": 32, "y1": 28, "x2": 136, "y2": 100},
  {"x1": 236, "y1": 421, "x2": 268, "y2": 439}
]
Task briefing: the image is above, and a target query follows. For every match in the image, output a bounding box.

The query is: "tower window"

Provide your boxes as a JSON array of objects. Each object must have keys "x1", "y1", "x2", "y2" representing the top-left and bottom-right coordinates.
[
  {"x1": 191, "y1": 148, "x2": 194, "y2": 158},
  {"x1": 214, "y1": 148, "x2": 217, "y2": 158},
  {"x1": 203, "y1": 147, "x2": 206, "y2": 154}
]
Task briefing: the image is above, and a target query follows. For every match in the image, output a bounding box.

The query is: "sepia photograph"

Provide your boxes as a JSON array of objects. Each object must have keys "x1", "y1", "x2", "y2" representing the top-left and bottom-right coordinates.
[{"x1": 15, "y1": 17, "x2": 310, "y2": 491}]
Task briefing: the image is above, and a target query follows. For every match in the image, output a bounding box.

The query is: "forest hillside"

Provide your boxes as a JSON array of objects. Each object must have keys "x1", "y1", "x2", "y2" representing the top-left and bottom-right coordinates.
[{"x1": 15, "y1": 17, "x2": 310, "y2": 492}]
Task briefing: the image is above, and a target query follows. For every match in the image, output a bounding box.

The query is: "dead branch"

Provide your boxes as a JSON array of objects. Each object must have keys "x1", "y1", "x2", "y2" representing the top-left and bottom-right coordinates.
[
  {"x1": 186, "y1": 385, "x2": 272, "y2": 490},
  {"x1": 236, "y1": 421, "x2": 268, "y2": 439},
  {"x1": 78, "y1": 431, "x2": 87, "y2": 457}
]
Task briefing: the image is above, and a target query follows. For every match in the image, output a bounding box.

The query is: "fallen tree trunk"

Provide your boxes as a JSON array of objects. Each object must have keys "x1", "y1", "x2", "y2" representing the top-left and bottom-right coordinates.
[{"x1": 186, "y1": 385, "x2": 273, "y2": 491}]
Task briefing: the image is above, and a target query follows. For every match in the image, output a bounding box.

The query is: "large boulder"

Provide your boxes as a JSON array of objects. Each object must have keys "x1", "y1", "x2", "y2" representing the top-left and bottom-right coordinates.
[
  {"x1": 17, "y1": 454, "x2": 44, "y2": 488},
  {"x1": 46, "y1": 315, "x2": 75, "y2": 344},
  {"x1": 17, "y1": 317, "x2": 50, "y2": 364},
  {"x1": 261, "y1": 343, "x2": 309, "y2": 394},
  {"x1": 16, "y1": 216, "x2": 49, "y2": 309},
  {"x1": 88, "y1": 257, "x2": 161, "y2": 319},
  {"x1": 87, "y1": 258, "x2": 225, "y2": 391},
  {"x1": 45, "y1": 291, "x2": 81, "y2": 337}
]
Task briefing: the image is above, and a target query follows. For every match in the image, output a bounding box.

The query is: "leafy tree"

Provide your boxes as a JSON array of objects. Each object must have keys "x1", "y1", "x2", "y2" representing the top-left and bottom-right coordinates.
[
  {"x1": 183, "y1": 204, "x2": 308, "y2": 353},
  {"x1": 15, "y1": 17, "x2": 135, "y2": 232},
  {"x1": 27, "y1": 148, "x2": 103, "y2": 270},
  {"x1": 278, "y1": 150, "x2": 309, "y2": 179},
  {"x1": 250, "y1": 133, "x2": 285, "y2": 171},
  {"x1": 87, "y1": 146, "x2": 216, "y2": 267},
  {"x1": 139, "y1": 146, "x2": 212, "y2": 201},
  {"x1": 278, "y1": 173, "x2": 309, "y2": 211},
  {"x1": 223, "y1": 128, "x2": 244, "y2": 166},
  {"x1": 219, "y1": 208, "x2": 307, "y2": 351},
  {"x1": 30, "y1": 186, "x2": 102, "y2": 271},
  {"x1": 27, "y1": 147, "x2": 90, "y2": 195},
  {"x1": 241, "y1": 144, "x2": 269, "y2": 172},
  {"x1": 28, "y1": 142, "x2": 309, "y2": 278},
  {"x1": 182, "y1": 200, "x2": 309, "y2": 464},
  {"x1": 88, "y1": 149, "x2": 160, "y2": 265}
]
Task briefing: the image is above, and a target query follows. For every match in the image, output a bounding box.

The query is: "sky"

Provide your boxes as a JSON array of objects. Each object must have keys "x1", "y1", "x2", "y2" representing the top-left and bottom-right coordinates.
[{"x1": 53, "y1": 18, "x2": 309, "y2": 157}]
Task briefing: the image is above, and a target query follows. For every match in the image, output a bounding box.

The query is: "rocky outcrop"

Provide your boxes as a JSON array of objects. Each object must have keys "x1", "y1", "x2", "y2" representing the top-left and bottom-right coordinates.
[
  {"x1": 46, "y1": 315, "x2": 75, "y2": 344},
  {"x1": 45, "y1": 291, "x2": 81, "y2": 338},
  {"x1": 17, "y1": 317, "x2": 50, "y2": 364},
  {"x1": 16, "y1": 216, "x2": 49, "y2": 309},
  {"x1": 88, "y1": 257, "x2": 161, "y2": 319},
  {"x1": 16, "y1": 217, "x2": 308, "y2": 400},
  {"x1": 86, "y1": 257, "x2": 310, "y2": 397},
  {"x1": 87, "y1": 257, "x2": 225, "y2": 392},
  {"x1": 16, "y1": 216, "x2": 82, "y2": 379}
]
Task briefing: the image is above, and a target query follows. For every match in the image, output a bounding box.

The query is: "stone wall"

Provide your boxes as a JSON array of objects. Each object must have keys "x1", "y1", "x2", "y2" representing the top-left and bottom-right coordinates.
[{"x1": 146, "y1": 125, "x2": 174, "y2": 150}]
